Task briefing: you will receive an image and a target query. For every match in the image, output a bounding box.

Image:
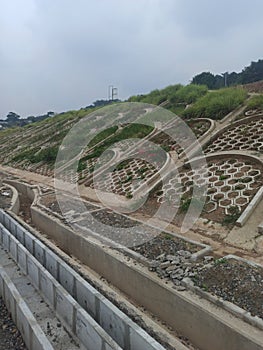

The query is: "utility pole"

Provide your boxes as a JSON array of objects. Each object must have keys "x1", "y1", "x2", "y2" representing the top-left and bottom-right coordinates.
[
  {"x1": 108, "y1": 85, "x2": 118, "y2": 101},
  {"x1": 222, "y1": 72, "x2": 228, "y2": 87},
  {"x1": 108, "y1": 85, "x2": 113, "y2": 100}
]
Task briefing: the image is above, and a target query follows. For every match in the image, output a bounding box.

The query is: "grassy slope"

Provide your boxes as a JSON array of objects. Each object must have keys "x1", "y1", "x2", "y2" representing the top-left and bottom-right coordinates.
[{"x1": 0, "y1": 84, "x2": 254, "y2": 170}]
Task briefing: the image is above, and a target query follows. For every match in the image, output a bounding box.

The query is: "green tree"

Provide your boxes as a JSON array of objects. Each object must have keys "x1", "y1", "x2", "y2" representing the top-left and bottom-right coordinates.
[{"x1": 191, "y1": 72, "x2": 216, "y2": 89}]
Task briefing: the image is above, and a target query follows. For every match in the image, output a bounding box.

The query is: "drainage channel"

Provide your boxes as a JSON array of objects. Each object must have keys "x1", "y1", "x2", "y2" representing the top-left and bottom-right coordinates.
[
  {"x1": 0, "y1": 209, "x2": 168, "y2": 350},
  {"x1": 0, "y1": 246, "x2": 79, "y2": 350}
]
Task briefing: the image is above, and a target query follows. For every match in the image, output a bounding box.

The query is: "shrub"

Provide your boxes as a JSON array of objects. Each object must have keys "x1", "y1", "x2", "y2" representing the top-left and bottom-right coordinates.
[
  {"x1": 128, "y1": 84, "x2": 207, "y2": 107},
  {"x1": 32, "y1": 146, "x2": 59, "y2": 164},
  {"x1": 183, "y1": 87, "x2": 247, "y2": 120},
  {"x1": 171, "y1": 84, "x2": 208, "y2": 104},
  {"x1": 245, "y1": 94, "x2": 263, "y2": 111}
]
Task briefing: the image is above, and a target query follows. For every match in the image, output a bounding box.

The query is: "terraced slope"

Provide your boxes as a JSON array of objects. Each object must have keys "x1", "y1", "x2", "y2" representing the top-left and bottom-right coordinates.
[{"x1": 1, "y1": 85, "x2": 261, "y2": 228}]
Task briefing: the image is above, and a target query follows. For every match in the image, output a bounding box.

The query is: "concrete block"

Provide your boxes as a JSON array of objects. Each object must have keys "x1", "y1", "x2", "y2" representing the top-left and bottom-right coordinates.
[
  {"x1": 6, "y1": 279, "x2": 22, "y2": 324},
  {"x1": 130, "y1": 325, "x2": 162, "y2": 350},
  {"x1": 75, "y1": 276, "x2": 97, "y2": 318},
  {"x1": 2, "y1": 213, "x2": 8, "y2": 228},
  {"x1": 25, "y1": 234, "x2": 34, "y2": 255},
  {"x1": 0, "y1": 225, "x2": 3, "y2": 244},
  {"x1": 8, "y1": 290, "x2": 16, "y2": 323},
  {"x1": 58, "y1": 261, "x2": 75, "y2": 295},
  {"x1": 2, "y1": 228, "x2": 10, "y2": 250},
  {"x1": 17, "y1": 245, "x2": 28, "y2": 274},
  {"x1": 4, "y1": 216, "x2": 11, "y2": 231},
  {"x1": 76, "y1": 308, "x2": 103, "y2": 350},
  {"x1": 99, "y1": 298, "x2": 127, "y2": 349},
  {"x1": 16, "y1": 226, "x2": 25, "y2": 245},
  {"x1": 27, "y1": 255, "x2": 40, "y2": 288},
  {"x1": 31, "y1": 327, "x2": 54, "y2": 350},
  {"x1": 10, "y1": 220, "x2": 16, "y2": 236},
  {"x1": 77, "y1": 307, "x2": 121, "y2": 350},
  {"x1": 3, "y1": 282, "x2": 11, "y2": 312},
  {"x1": 55, "y1": 286, "x2": 75, "y2": 331},
  {"x1": 0, "y1": 210, "x2": 3, "y2": 222},
  {"x1": 40, "y1": 269, "x2": 55, "y2": 307},
  {"x1": 10, "y1": 238, "x2": 18, "y2": 262},
  {"x1": 34, "y1": 241, "x2": 46, "y2": 266},
  {"x1": 105, "y1": 343, "x2": 121, "y2": 350},
  {"x1": 45, "y1": 250, "x2": 58, "y2": 279},
  {"x1": 16, "y1": 302, "x2": 31, "y2": 349}
]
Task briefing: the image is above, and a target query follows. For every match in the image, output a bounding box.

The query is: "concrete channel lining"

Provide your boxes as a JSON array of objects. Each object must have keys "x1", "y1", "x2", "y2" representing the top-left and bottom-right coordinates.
[
  {"x1": 110, "y1": 212, "x2": 212, "y2": 263},
  {"x1": 6, "y1": 183, "x2": 20, "y2": 215},
  {"x1": 236, "y1": 186, "x2": 263, "y2": 227},
  {"x1": 0, "y1": 210, "x2": 166, "y2": 350},
  {"x1": 0, "y1": 267, "x2": 54, "y2": 350},
  {"x1": 28, "y1": 206, "x2": 263, "y2": 350},
  {"x1": 0, "y1": 224, "x2": 122, "y2": 350}
]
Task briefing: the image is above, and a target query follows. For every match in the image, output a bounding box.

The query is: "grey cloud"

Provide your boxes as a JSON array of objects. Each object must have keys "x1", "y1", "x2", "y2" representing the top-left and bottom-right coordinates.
[{"x1": 0, "y1": 0, "x2": 263, "y2": 117}]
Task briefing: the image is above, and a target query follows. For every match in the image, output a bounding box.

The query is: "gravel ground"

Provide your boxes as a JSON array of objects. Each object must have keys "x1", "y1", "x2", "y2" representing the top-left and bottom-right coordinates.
[
  {"x1": 91, "y1": 209, "x2": 139, "y2": 228},
  {"x1": 0, "y1": 298, "x2": 26, "y2": 350},
  {"x1": 147, "y1": 252, "x2": 263, "y2": 319},
  {"x1": 194, "y1": 259, "x2": 263, "y2": 319},
  {"x1": 132, "y1": 232, "x2": 198, "y2": 260},
  {"x1": 45, "y1": 197, "x2": 97, "y2": 215}
]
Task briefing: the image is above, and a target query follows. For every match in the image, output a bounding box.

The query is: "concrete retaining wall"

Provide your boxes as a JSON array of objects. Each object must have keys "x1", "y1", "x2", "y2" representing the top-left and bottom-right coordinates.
[
  {"x1": 4, "y1": 180, "x2": 38, "y2": 204},
  {"x1": 17, "y1": 207, "x2": 263, "y2": 350},
  {"x1": 0, "y1": 210, "x2": 166, "y2": 350},
  {"x1": 5, "y1": 184, "x2": 20, "y2": 215},
  {"x1": 0, "y1": 267, "x2": 53, "y2": 350},
  {"x1": 236, "y1": 186, "x2": 263, "y2": 227}
]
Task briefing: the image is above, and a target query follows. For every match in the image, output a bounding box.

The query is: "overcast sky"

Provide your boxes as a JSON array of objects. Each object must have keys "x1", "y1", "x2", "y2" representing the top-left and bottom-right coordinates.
[{"x1": 0, "y1": 0, "x2": 263, "y2": 118}]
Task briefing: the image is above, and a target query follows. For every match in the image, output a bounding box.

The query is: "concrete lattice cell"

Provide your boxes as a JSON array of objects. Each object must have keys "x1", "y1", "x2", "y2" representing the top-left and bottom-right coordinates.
[
  {"x1": 156, "y1": 157, "x2": 262, "y2": 215},
  {"x1": 205, "y1": 117, "x2": 263, "y2": 154},
  {"x1": 90, "y1": 158, "x2": 156, "y2": 196}
]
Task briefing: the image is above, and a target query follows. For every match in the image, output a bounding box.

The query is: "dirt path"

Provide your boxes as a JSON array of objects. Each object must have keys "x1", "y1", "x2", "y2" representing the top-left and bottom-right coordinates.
[
  {"x1": 1, "y1": 164, "x2": 263, "y2": 265},
  {"x1": 131, "y1": 212, "x2": 263, "y2": 264}
]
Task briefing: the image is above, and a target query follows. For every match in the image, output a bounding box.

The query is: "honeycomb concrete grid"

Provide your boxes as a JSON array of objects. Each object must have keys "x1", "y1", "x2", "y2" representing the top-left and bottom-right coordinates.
[
  {"x1": 205, "y1": 115, "x2": 263, "y2": 154},
  {"x1": 90, "y1": 158, "x2": 156, "y2": 196},
  {"x1": 148, "y1": 119, "x2": 211, "y2": 156},
  {"x1": 156, "y1": 157, "x2": 262, "y2": 215}
]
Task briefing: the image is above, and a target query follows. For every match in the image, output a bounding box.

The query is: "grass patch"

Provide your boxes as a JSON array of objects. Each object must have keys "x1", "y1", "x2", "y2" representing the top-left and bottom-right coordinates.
[
  {"x1": 183, "y1": 87, "x2": 247, "y2": 120},
  {"x1": 222, "y1": 206, "x2": 240, "y2": 226},
  {"x1": 245, "y1": 94, "x2": 263, "y2": 111}
]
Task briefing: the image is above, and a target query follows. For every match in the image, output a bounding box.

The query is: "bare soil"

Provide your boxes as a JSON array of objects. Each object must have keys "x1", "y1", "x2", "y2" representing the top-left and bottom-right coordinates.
[{"x1": 243, "y1": 80, "x2": 263, "y2": 93}]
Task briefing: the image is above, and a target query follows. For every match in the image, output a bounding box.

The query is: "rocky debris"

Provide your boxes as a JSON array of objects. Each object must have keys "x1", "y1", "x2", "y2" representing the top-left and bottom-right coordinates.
[
  {"x1": 149, "y1": 252, "x2": 263, "y2": 321},
  {"x1": 132, "y1": 233, "x2": 198, "y2": 260},
  {"x1": 0, "y1": 298, "x2": 26, "y2": 350},
  {"x1": 91, "y1": 209, "x2": 138, "y2": 228},
  {"x1": 149, "y1": 250, "x2": 197, "y2": 286}
]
